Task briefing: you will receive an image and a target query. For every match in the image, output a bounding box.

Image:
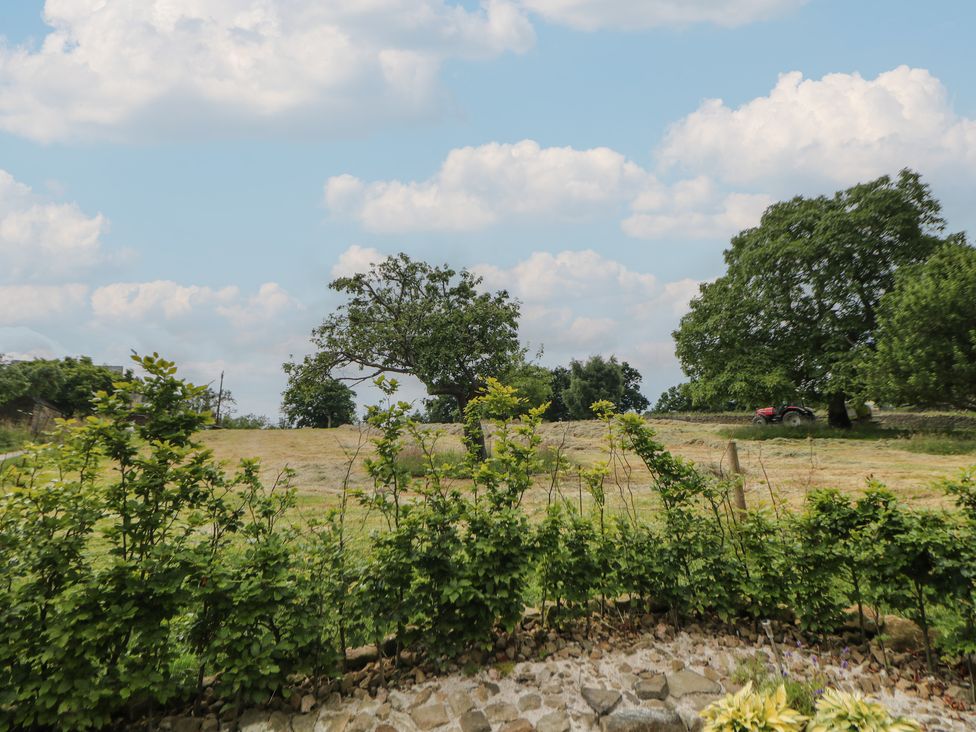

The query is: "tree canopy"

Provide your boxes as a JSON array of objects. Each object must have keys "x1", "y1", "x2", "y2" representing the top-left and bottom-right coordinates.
[
  {"x1": 0, "y1": 356, "x2": 129, "y2": 417},
  {"x1": 281, "y1": 356, "x2": 357, "y2": 428},
  {"x1": 867, "y1": 241, "x2": 976, "y2": 410},
  {"x1": 673, "y1": 170, "x2": 950, "y2": 426},
  {"x1": 561, "y1": 355, "x2": 648, "y2": 419}
]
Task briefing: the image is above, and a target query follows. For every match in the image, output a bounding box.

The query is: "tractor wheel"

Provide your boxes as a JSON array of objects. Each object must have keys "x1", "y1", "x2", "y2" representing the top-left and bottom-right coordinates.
[
  {"x1": 752, "y1": 415, "x2": 768, "y2": 426},
  {"x1": 783, "y1": 411, "x2": 804, "y2": 427}
]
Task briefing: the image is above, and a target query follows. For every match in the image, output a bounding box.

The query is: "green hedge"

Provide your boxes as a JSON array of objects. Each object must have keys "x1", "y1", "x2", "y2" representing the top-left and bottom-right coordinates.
[{"x1": 2, "y1": 358, "x2": 974, "y2": 729}]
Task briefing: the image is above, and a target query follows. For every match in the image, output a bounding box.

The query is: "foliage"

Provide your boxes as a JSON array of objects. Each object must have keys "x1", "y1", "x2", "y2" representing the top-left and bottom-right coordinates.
[
  {"x1": 654, "y1": 383, "x2": 695, "y2": 412},
  {"x1": 701, "y1": 682, "x2": 807, "y2": 732},
  {"x1": 543, "y1": 366, "x2": 572, "y2": 421},
  {"x1": 867, "y1": 241, "x2": 976, "y2": 410},
  {"x1": 562, "y1": 355, "x2": 648, "y2": 419},
  {"x1": 808, "y1": 689, "x2": 921, "y2": 732},
  {"x1": 309, "y1": 253, "x2": 523, "y2": 452},
  {"x1": 674, "y1": 170, "x2": 950, "y2": 427},
  {"x1": 281, "y1": 354, "x2": 357, "y2": 428},
  {"x1": 0, "y1": 355, "x2": 130, "y2": 417},
  {"x1": 186, "y1": 384, "x2": 236, "y2": 423},
  {"x1": 221, "y1": 413, "x2": 276, "y2": 429},
  {"x1": 0, "y1": 354, "x2": 331, "y2": 728}
]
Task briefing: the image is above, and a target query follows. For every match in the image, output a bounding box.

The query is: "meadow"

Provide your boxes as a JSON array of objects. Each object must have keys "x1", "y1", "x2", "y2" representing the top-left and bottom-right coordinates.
[{"x1": 199, "y1": 414, "x2": 976, "y2": 531}]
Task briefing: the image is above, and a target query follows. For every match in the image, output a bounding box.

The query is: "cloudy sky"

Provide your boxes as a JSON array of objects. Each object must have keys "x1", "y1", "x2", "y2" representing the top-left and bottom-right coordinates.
[{"x1": 1, "y1": 1, "x2": 974, "y2": 417}]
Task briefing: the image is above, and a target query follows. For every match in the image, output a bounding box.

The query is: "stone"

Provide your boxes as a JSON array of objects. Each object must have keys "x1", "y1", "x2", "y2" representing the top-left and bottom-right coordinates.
[
  {"x1": 599, "y1": 708, "x2": 685, "y2": 732},
  {"x1": 703, "y1": 667, "x2": 721, "y2": 683},
  {"x1": 666, "y1": 670, "x2": 721, "y2": 698},
  {"x1": 412, "y1": 686, "x2": 434, "y2": 707},
  {"x1": 634, "y1": 674, "x2": 668, "y2": 701},
  {"x1": 316, "y1": 711, "x2": 351, "y2": 732},
  {"x1": 200, "y1": 716, "x2": 219, "y2": 732},
  {"x1": 582, "y1": 687, "x2": 622, "y2": 716},
  {"x1": 670, "y1": 659, "x2": 684, "y2": 672},
  {"x1": 485, "y1": 701, "x2": 520, "y2": 723},
  {"x1": 459, "y1": 710, "x2": 492, "y2": 732},
  {"x1": 518, "y1": 693, "x2": 542, "y2": 712},
  {"x1": 376, "y1": 726, "x2": 398, "y2": 732},
  {"x1": 410, "y1": 703, "x2": 450, "y2": 730},
  {"x1": 290, "y1": 714, "x2": 317, "y2": 732},
  {"x1": 172, "y1": 719, "x2": 202, "y2": 732},
  {"x1": 238, "y1": 710, "x2": 271, "y2": 731},
  {"x1": 346, "y1": 712, "x2": 373, "y2": 732},
  {"x1": 301, "y1": 694, "x2": 317, "y2": 714},
  {"x1": 501, "y1": 720, "x2": 535, "y2": 732},
  {"x1": 376, "y1": 702, "x2": 391, "y2": 719},
  {"x1": 449, "y1": 690, "x2": 475, "y2": 716},
  {"x1": 536, "y1": 710, "x2": 572, "y2": 732}
]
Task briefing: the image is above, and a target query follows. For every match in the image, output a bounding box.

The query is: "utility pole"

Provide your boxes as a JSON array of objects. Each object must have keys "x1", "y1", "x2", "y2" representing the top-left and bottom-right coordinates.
[{"x1": 215, "y1": 371, "x2": 225, "y2": 427}]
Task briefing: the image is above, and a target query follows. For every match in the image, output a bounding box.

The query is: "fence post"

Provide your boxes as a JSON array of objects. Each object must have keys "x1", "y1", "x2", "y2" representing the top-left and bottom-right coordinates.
[{"x1": 728, "y1": 440, "x2": 747, "y2": 515}]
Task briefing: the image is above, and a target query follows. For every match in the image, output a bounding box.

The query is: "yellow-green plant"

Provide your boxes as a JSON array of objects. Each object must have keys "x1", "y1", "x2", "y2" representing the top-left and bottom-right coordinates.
[
  {"x1": 701, "y1": 682, "x2": 807, "y2": 732},
  {"x1": 808, "y1": 689, "x2": 921, "y2": 732}
]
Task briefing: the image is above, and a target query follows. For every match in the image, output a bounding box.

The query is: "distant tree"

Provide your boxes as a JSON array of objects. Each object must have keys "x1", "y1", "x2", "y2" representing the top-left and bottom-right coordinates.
[
  {"x1": 221, "y1": 413, "x2": 275, "y2": 429},
  {"x1": 543, "y1": 366, "x2": 571, "y2": 421},
  {"x1": 0, "y1": 356, "x2": 129, "y2": 417},
  {"x1": 867, "y1": 241, "x2": 976, "y2": 409},
  {"x1": 308, "y1": 253, "x2": 523, "y2": 456},
  {"x1": 562, "y1": 356, "x2": 647, "y2": 419},
  {"x1": 654, "y1": 383, "x2": 694, "y2": 413},
  {"x1": 281, "y1": 356, "x2": 357, "y2": 428},
  {"x1": 674, "y1": 170, "x2": 950, "y2": 427}
]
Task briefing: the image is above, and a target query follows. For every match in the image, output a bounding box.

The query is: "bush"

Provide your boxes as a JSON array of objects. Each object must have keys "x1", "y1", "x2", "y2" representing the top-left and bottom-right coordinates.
[{"x1": 701, "y1": 682, "x2": 807, "y2": 731}]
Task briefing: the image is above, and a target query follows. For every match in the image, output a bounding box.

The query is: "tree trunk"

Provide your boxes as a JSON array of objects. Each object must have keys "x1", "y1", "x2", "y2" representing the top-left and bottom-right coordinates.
[{"x1": 827, "y1": 392, "x2": 852, "y2": 429}]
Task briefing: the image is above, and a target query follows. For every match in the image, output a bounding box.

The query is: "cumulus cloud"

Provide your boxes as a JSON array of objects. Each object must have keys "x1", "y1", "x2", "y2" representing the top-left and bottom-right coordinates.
[
  {"x1": 91, "y1": 281, "x2": 239, "y2": 320},
  {"x1": 326, "y1": 140, "x2": 650, "y2": 232},
  {"x1": 217, "y1": 282, "x2": 302, "y2": 329},
  {"x1": 329, "y1": 244, "x2": 385, "y2": 279},
  {"x1": 0, "y1": 169, "x2": 108, "y2": 282},
  {"x1": 468, "y1": 248, "x2": 698, "y2": 395},
  {"x1": 326, "y1": 140, "x2": 766, "y2": 239},
  {"x1": 0, "y1": 0, "x2": 535, "y2": 142},
  {"x1": 623, "y1": 177, "x2": 771, "y2": 239},
  {"x1": 520, "y1": 0, "x2": 807, "y2": 30},
  {"x1": 659, "y1": 66, "x2": 976, "y2": 186},
  {"x1": 0, "y1": 284, "x2": 89, "y2": 326}
]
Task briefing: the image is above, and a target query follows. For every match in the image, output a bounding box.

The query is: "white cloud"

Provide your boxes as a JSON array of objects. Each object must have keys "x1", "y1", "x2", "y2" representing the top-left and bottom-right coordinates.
[
  {"x1": 520, "y1": 0, "x2": 807, "y2": 30},
  {"x1": 0, "y1": 169, "x2": 108, "y2": 282},
  {"x1": 0, "y1": 0, "x2": 534, "y2": 142},
  {"x1": 91, "y1": 281, "x2": 239, "y2": 320},
  {"x1": 326, "y1": 140, "x2": 650, "y2": 232},
  {"x1": 0, "y1": 284, "x2": 89, "y2": 325},
  {"x1": 470, "y1": 249, "x2": 698, "y2": 389},
  {"x1": 327, "y1": 140, "x2": 765, "y2": 239},
  {"x1": 623, "y1": 176, "x2": 771, "y2": 239},
  {"x1": 659, "y1": 66, "x2": 976, "y2": 186},
  {"x1": 217, "y1": 282, "x2": 302, "y2": 329},
  {"x1": 329, "y1": 245, "x2": 386, "y2": 279},
  {"x1": 474, "y1": 249, "x2": 657, "y2": 301}
]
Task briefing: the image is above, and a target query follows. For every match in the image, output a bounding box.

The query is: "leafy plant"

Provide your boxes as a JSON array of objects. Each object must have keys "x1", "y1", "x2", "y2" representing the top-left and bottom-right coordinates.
[
  {"x1": 701, "y1": 682, "x2": 807, "y2": 732},
  {"x1": 808, "y1": 689, "x2": 920, "y2": 732}
]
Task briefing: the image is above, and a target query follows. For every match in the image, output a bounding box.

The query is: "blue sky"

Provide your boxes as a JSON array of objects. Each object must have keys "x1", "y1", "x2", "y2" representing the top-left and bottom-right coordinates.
[{"x1": 1, "y1": 1, "x2": 974, "y2": 417}]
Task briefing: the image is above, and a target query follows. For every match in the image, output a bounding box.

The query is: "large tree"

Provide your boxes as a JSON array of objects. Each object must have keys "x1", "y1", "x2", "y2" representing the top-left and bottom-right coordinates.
[
  {"x1": 310, "y1": 253, "x2": 524, "y2": 453},
  {"x1": 674, "y1": 170, "x2": 949, "y2": 427},
  {"x1": 867, "y1": 240, "x2": 976, "y2": 410}
]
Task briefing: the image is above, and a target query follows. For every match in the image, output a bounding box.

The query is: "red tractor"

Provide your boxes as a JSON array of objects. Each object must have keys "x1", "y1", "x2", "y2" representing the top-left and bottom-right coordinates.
[{"x1": 752, "y1": 404, "x2": 816, "y2": 427}]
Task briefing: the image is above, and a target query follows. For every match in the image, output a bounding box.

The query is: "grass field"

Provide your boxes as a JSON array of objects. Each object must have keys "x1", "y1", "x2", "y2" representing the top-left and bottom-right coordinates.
[{"x1": 199, "y1": 416, "x2": 976, "y2": 532}]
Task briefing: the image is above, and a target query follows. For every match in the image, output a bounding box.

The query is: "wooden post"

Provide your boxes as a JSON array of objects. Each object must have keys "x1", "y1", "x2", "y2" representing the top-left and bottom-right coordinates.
[
  {"x1": 728, "y1": 440, "x2": 747, "y2": 515},
  {"x1": 215, "y1": 371, "x2": 225, "y2": 426}
]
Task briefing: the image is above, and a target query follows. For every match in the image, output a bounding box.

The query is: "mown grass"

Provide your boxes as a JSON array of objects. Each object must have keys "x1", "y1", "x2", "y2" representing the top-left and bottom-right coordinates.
[
  {"x1": 722, "y1": 423, "x2": 906, "y2": 442},
  {"x1": 723, "y1": 423, "x2": 976, "y2": 455},
  {"x1": 395, "y1": 444, "x2": 573, "y2": 478}
]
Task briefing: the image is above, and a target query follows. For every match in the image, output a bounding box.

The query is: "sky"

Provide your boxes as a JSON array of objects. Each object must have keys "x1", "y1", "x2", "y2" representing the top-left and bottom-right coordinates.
[{"x1": 1, "y1": 1, "x2": 974, "y2": 418}]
